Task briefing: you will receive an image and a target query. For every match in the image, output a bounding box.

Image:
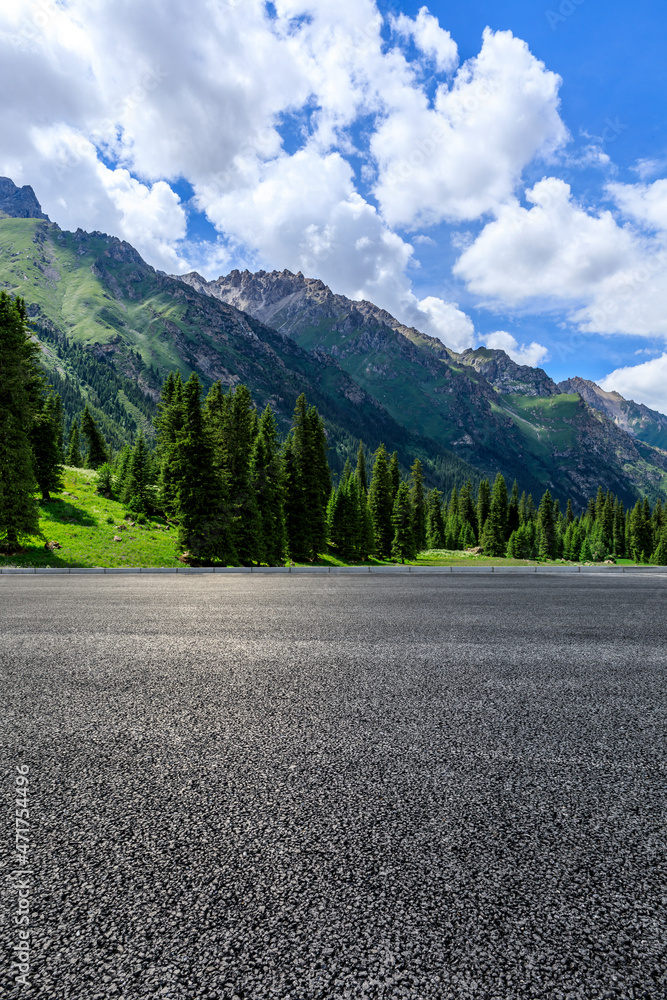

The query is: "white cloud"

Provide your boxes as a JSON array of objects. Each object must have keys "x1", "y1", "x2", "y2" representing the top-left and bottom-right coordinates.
[
  {"x1": 600, "y1": 355, "x2": 667, "y2": 416},
  {"x1": 631, "y1": 158, "x2": 665, "y2": 181},
  {"x1": 608, "y1": 178, "x2": 667, "y2": 232},
  {"x1": 454, "y1": 178, "x2": 638, "y2": 304},
  {"x1": 391, "y1": 7, "x2": 458, "y2": 73},
  {"x1": 482, "y1": 331, "x2": 549, "y2": 367},
  {"x1": 371, "y1": 28, "x2": 568, "y2": 228},
  {"x1": 409, "y1": 296, "x2": 474, "y2": 352}
]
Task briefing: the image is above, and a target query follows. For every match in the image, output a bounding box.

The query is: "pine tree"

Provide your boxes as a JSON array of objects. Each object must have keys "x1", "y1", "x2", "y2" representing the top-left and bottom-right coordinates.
[
  {"x1": 122, "y1": 432, "x2": 152, "y2": 514},
  {"x1": 31, "y1": 393, "x2": 64, "y2": 501},
  {"x1": 283, "y1": 395, "x2": 330, "y2": 561},
  {"x1": 565, "y1": 499, "x2": 575, "y2": 526},
  {"x1": 80, "y1": 405, "x2": 109, "y2": 468},
  {"x1": 448, "y1": 484, "x2": 459, "y2": 519},
  {"x1": 425, "y1": 489, "x2": 446, "y2": 549},
  {"x1": 476, "y1": 479, "x2": 491, "y2": 539},
  {"x1": 409, "y1": 458, "x2": 426, "y2": 552},
  {"x1": 156, "y1": 372, "x2": 185, "y2": 518},
  {"x1": 66, "y1": 419, "x2": 83, "y2": 467},
  {"x1": 629, "y1": 499, "x2": 652, "y2": 563},
  {"x1": 355, "y1": 441, "x2": 368, "y2": 494},
  {"x1": 368, "y1": 444, "x2": 393, "y2": 558},
  {"x1": 223, "y1": 384, "x2": 262, "y2": 565},
  {"x1": 252, "y1": 405, "x2": 285, "y2": 566},
  {"x1": 391, "y1": 481, "x2": 416, "y2": 563},
  {"x1": 113, "y1": 443, "x2": 132, "y2": 499},
  {"x1": 0, "y1": 293, "x2": 41, "y2": 549},
  {"x1": 458, "y1": 481, "x2": 477, "y2": 540},
  {"x1": 174, "y1": 373, "x2": 235, "y2": 564},
  {"x1": 328, "y1": 462, "x2": 365, "y2": 560},
  {"x1": 282, "y1": 432, "x2": 308, "y2": 563},
  {"x1": 388, "y1": 451, "x2": 400, "y2": 505},
  {"x1": 507, "y1": 481, "x2": 520, "y2": 537},
  {"x1": 481, "y1": 472, "x2": 508, "y2": 556},
  {"x1": 537, "y1": 489, "x2": 556, "y2": 560}
]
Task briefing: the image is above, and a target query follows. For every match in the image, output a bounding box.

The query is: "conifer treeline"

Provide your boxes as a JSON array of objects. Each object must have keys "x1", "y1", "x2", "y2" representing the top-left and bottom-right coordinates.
[{"x1": 106, "y1": 370, "x2": 666, "y2": 566}]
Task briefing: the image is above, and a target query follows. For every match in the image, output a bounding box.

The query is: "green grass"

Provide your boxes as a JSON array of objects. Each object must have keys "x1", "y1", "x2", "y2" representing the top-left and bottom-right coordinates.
[{"x1": 0, "y1": 468, "x2": 180, "y2": 569}]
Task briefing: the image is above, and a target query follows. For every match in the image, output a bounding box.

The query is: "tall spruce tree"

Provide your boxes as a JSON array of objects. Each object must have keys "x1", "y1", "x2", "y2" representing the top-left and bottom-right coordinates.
[
  {"x1": 537, "y1": 489, "x2": 557, "y2": 559},
  {"x1": 252, "y1": 405, "x2": 285, "y2": 566},
  {"x1": 391, "y1": 481, "x2": 416, "y2": 563},
  {"x1": 355, "y1": 441, "x2": 368, "y2": 494},
  {"x1": 80, "y1": 405, "x2": 109, "y2": 469},
  {"x1": 31, "y1": 393, "x2": 64, "y2": 502},
  {"x1": 156, "y1": 372, "x2": 185, "y2": 517},
  {"x1": 481, "y1": 472, "x2": 508, "y2": 556},
  {"x1": 224, "y1": 384, "x2": 262, "y2": 565},
  {"x1": 476, "y1": 479, "x2": 491, "y2": 539},
  {"x1": 507, "y1": 481, "x2": 520, "y2": 537},
  {"x1": 65, "y1": 419, "x2": 83, "y2": 467},
  {"x1": 409, "y1": 458, "x2": 427, "y2": 551},
  {"x1": 0, "y1": 293, "x2": 41, "y2": 549},
  {"x1": 174, "y1": 373, "x2": 235, "y2": 564},
  {"x1": 369, "y1": 444, "x2": 393, "y2": 558},
  {"x1": 629, "y1": 499, "x2": 652, "y2": 562},
  {"x1": 122, "y1": 432, "x2": 152, "y2": 514},
  {"x1": 425, "y1": 488, "x2": 446, "y2": 549},
  {"x1": 283, "y1": 395, "x2": 330, "y2": 561},
  {"x1": 388, "y1": 452, "x2": 400, "y2": 505},
  {"x1": 458, "y1": 481, "x2": 477, "y2": 540}
]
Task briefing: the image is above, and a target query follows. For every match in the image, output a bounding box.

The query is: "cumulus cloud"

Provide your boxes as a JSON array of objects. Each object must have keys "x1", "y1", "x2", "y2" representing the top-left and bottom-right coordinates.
[
  {"x1": 608, "y1": 178, "x2": 667, "y2": 232},
  {"x1": 371, "y1": 28, "x2": 568, "y2": 228},
  {"x1": 391, "y1": 7, "x2": 458, "y2": 73},
  {"x1": 408, "y1": 296, "x2": 474, "y2": 352},
  {"x1": 452, "y1": 177, "x2": 667, "y2": 336},
  {"x1": 482, "y1": 331, "x2": 549, "y2": 368},
  {"x1": 600, "y1": 355, "x2": 667, "y2": 416}
]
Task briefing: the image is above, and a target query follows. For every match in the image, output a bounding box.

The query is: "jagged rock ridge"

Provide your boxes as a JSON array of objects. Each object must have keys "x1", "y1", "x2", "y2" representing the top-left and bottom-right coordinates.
[{"x1": 0, "y1": 177, "x2": 49, "y2": 220}]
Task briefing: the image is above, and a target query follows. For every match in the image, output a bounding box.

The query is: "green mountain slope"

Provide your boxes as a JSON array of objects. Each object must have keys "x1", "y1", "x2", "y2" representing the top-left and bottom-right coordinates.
[
  {"x1": 0, "y1": 213, "x2": 480, "y2": 491},
  {"x1": 183, "y1": 268, "x2": 667, "y2": 506}
]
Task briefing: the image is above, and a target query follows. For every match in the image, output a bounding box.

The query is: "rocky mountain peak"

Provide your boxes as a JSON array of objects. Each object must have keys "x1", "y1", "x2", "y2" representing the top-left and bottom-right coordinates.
[
  {"x1": 457, "y1": 348, "x2": 559, "y2": 397},
  {"x1": 0, "y1": 177, "x2": 49, "y2": 220}
]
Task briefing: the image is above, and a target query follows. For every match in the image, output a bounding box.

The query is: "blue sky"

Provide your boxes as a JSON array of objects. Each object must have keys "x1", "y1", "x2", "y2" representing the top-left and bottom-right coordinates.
[{"x1": 2, "y1": 0, "x2": 667, "y2": 411}]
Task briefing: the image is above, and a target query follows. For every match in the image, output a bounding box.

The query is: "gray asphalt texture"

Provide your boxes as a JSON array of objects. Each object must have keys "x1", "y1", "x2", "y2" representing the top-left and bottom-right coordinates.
[{"x1": 1, "y1": 575, "x2": 666, "y2": 1000}]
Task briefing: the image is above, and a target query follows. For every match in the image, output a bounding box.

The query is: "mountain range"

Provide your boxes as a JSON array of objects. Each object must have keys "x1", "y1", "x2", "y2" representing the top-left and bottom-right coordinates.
[{"x1": 1, "y1": 177, "x2": 666, "y2": 507}]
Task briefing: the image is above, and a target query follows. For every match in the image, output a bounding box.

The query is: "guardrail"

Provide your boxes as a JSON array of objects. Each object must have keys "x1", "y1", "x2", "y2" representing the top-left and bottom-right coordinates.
[{"x1": 0, "y1": 565, "x2": 665, "y2": 576}]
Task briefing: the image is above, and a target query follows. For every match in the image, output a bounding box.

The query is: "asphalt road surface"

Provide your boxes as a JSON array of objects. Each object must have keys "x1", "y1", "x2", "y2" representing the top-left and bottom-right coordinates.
[{"x1": 1, "y1": 574, "x2": 666, "y2": 1000}]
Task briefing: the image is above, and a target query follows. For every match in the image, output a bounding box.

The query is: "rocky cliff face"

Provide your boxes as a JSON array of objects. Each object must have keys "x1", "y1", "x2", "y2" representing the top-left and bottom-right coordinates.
[
  {"x1": 0, "y1": 177, "x2": 49, "y2": 220},
  {"x1": 557, "y1": 377, "x2": 667, "y2": 451},
  {"x1": 457, "y1": 348, "x2": 559, "y2": 397}
]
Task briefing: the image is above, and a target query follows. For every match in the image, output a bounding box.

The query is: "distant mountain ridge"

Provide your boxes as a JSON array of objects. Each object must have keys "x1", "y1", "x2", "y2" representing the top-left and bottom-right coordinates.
[{"x1": 180, "y1": 268, "x2": 667, "y2": 505}]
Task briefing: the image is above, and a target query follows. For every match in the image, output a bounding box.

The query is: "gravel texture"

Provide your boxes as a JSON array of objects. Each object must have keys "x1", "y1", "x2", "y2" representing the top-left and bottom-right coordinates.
[{"x1": 1, "y1": 574, "x2": 666, "y2": 1000}]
